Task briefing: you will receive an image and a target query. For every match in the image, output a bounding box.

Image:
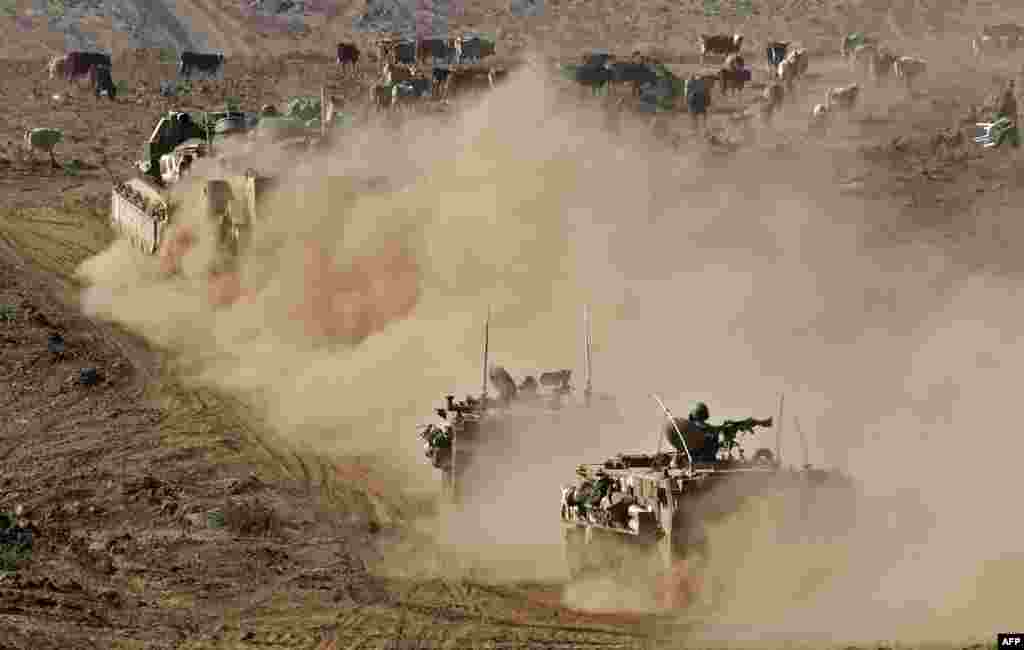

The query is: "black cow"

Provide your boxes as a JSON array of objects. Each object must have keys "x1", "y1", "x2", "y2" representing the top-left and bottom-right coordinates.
[
  {"x1": 62, "y1": 52, "x2": 112, "y2": 82},
  {"x1": 91, "y1": 64, "x2": 116, "y2": 100},
  {"x1": 766, "y1": 41, "x2": 790, "y2": 71},
  {"x1": 417, "y1": 38, "x2": 451, "y2": 64},
  {"x1": 608, "y1": 62, "x2": 658, "y2": 96},
  {"x1": 178, "y1": 52, "x2": 225, "y2": 80},
  {"x1": 431, "y1": 66, "x2": 451, "y2": 98},
  {"x1": 336, "y1": 42, "x2": 360, "y2": 72}
]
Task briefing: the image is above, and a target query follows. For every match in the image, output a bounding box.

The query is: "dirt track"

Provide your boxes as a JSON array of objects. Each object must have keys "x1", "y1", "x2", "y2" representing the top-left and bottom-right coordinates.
[{"x1": 2, "y1": 1, "x2": 1024, "y2": 646}]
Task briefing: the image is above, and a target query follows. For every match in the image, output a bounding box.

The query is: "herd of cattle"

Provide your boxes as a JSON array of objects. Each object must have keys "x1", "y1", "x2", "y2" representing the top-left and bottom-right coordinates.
[{"x1": 26, "y1": 22, "x2": 1023, "y2": 165}]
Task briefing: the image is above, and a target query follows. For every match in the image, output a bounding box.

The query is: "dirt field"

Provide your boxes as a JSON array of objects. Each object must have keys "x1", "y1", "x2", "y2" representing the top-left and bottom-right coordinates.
[{"x1": 2, "y1": 0, "x2": 1024, "y2": 647}]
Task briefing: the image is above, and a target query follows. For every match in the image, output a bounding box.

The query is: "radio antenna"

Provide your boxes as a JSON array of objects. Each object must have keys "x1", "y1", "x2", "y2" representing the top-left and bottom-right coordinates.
[
  {"x1": 584, "y1": 304, "x2": 593, "y2": 406},
  {"x1": 481, "y1": 305, "x2": 491, "y2": 400},
  {"x1": 652, "y1": 393, "x2": 694, "y2": 473}
]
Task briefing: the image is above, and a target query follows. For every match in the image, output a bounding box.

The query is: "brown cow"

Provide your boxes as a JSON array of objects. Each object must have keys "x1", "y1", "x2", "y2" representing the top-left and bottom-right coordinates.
[{"x1": 700, "y1": 33, "x2": 743, "y2": 64}]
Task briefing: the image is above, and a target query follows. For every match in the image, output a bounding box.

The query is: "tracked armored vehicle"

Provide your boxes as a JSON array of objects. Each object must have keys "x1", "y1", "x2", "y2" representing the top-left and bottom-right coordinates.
[
  {"x1": 559, "y1": 398, "x2": 856, "y2": 601},
  {"x1": 418, "y1": 308, "x2": 609, "y2": 502}
]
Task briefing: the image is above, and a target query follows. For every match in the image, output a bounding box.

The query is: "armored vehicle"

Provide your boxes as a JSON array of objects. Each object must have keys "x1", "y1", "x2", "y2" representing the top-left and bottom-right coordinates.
[
  {"x1": 419, "y1": 308, "x2": 608, "y2": 502},
  {"x1": 111, "y1": 170, "x2": 276, "y2": 259},
  {"x1": 559, "y1": 398, "x2": 856, "y2": 601}
]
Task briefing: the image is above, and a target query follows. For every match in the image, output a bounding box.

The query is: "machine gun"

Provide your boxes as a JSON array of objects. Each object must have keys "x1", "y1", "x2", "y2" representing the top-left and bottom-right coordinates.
[{"x1": 716, "y1": 417, "x2": 773, "y2": 451}]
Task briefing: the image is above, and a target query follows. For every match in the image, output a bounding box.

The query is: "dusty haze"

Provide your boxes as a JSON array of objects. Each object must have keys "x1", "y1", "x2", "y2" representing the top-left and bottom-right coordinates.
[{"x1": 76, "y1": 61, "x2": 1021, "y2": 644}]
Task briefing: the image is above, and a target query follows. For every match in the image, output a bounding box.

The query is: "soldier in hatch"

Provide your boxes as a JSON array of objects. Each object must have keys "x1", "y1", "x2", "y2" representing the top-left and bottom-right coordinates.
[{"x1": 664, "y1": 401, "x2": 773, "y2": 463}]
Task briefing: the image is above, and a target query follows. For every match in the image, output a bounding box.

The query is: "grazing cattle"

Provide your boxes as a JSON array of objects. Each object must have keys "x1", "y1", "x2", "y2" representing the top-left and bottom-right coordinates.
[
  {"x1": 825, "y1": 83, "x2": 859, "y2": 112},
  {"x1": 608, "y1": 62, "x2": 658, "y2": 96},
  {"x1": 766, "y1": 41, "x2": 790, "y2": 71},
  {"x1": 23, "y1": 128, "x2": 63, "y2": 168},
  {"x1": 777, "y1": 47, "x2": 808, "y2": 90},
  {"x1": 874, "y1": 48, "x2": 898, "y2": 81},
  {"x1": 719, "y1": 56, "x2": 750, "y2": 96},
  {"x1": 392, "y1": 77, "x2": 431, "y2": 109},
  {"x1": 700, "y1": 33, "x2": 743, "y2": 64},
  {"x1": 377, "y1": 39, "x2": 416, "y2": 66},
  {"x1": 91, "y1": 64, "x2": 116, "y2": 100},
  {"x1": 382, "y1": 62, "x2": 417, "y2": 85},
  {"x1": 453, "y1": 35, "x2": 495, "y2": 63},
  {"x1": 894, "y1": 56, "x2": 927, "y2": 91},
  {"x1": 179, "y1": 52, "x2": 225, "y2": 80},
  {"x1": 50, "y1": 52, "x2": 111, "y2": 83},
  {"x1": 336, "y1": 42, "x2": 360, "y2": 71},
  {"x1": 686, "y1": 75, "x2": 711, "y2": 127},
  {"x1": 417, "y1": 38, "x2": 451, "y2": 64},
  {"x1": 842, "y1": 32, "x2": 878, "y2": 59},
  {"x1": 431, "y1": 66, "x2": 451, "y2": 99}
]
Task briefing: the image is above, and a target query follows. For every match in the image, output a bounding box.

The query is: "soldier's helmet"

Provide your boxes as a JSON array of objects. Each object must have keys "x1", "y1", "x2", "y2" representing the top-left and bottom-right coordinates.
[{"x1": 689, "y1": 401, "x2": 710, "y2": 422}]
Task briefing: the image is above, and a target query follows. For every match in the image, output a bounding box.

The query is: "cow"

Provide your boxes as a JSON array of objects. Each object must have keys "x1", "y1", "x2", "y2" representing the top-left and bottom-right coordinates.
[
  {"x1": 719, "y1": 53, "x2": 749, "y2": 95},
  {"x1": 607, "y1": 61, "x2": 658, "y2": 96},
  {"x1": 874, "y1": 48, "x2": 898, "y2": 82},
  {"x1": 50, "y1": 52, "x2": 111, "y2": 84},
  {"x1": 699, "y1": 33, "x2": 742, "y2": 64},
  {"x1": 377, "y1": 39, "x2": 415, "y2": 66},
  {"x1": 23, "y1": 128, "x2": 63, "y2": 169},
  {"x1": 417, "y1": 38, "x2": 451, "y2": 64},
  {"x1": 382, "y1": 62, "x2": 418, "y2": 85},
  {"x1": 765, "y1": 41, "x2": 790, "y2": 73},
  {"x1": 825, "y1": 83, "x2": 859, "y2": 112},
  {"x1": 431, "y1": 66, "x2": 451, "y2": 99},
  {"x1": 392, "y1": 78, "x2": 431, "y2": 110},
  {"x1": 777, "y1": 47, "x2": 808, "y2": 91},
  {"x1": 452, "y1": 35, "x2": 495, "y2": 64},
  {"x1": 893, "y1": 56, "x2": 927, "y2": 92},
  {"x1": 336, "y1": 42, "x2": 360, "y2": 73},
  {"x1": 178, "y1": 52, "x2": 225, "y2": 80},
  {"x1": 685, "y1": 75, "x2": 711, "y2": 129},
  {"x1": 841, "y1": 33, "x2": 878, "y2": 59},
  {"x1": 91, "y1": 64, "x2": 116, "y2": 100},
  {"x1": 850, "y1": 43, "x2": 893, "y2": 82}
]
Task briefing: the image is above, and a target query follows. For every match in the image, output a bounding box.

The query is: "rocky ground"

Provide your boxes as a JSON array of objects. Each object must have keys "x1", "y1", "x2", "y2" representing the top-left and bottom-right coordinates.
[{"x1": 1, "y1": 0, "x2": 1024, "y2": 647}]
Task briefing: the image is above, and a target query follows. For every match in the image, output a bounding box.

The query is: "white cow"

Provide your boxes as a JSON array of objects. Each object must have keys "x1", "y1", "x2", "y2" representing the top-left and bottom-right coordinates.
[{"x1": 894, "y1": 56, "x2": 927, "y2": 92}]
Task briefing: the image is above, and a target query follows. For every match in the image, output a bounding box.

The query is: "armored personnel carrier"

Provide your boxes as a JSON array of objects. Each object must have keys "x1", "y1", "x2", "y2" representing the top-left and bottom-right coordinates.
[
  {"x1": 418, "y1": 308, "x2": 610, "y2": 502},
  {"x1": 559, "y1": 399, "x2": 856, "y2": 601}
]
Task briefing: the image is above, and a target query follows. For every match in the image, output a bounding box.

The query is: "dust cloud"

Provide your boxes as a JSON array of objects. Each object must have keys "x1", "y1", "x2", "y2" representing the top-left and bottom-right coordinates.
[{"x1": 76, "y1": 60, "x2": 1022, "y2": 643}]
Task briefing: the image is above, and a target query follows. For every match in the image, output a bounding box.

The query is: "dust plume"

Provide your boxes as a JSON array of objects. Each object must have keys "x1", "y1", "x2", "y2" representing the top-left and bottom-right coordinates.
[{"x1": 76, "y1": 60, "x2": 1023, "y2": 643}]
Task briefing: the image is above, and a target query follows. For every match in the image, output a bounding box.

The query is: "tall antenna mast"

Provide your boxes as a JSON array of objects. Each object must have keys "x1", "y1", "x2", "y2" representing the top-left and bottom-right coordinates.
[
  {"x1": 584, "y1": 304, "x2": 593, "y2": 406},
  {"x1": 481, "y1": 305, "x2": 491, "y2": 400},
  {"x1": 794, "y1": 415, "x2": 809, "y2": 469},
  {"x1": 776, "y1": 392, "x2": 784, "y2": 467},
  {"x1": 652, "y1": 393, "x2": 694, "y2": 473}
]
